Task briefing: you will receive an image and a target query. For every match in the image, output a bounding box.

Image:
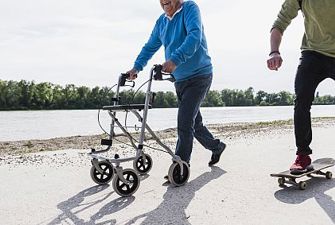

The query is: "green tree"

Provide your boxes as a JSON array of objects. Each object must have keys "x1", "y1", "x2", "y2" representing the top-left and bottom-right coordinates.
[
  {"x1": 5, "y1": 81, "x2": 21, "y2": 109},
  {"x1": 132, "y1": 91, "x2": 146, "y2": 105},
  {"x1": 76, "y1": 86, "x2": 91, "y2": 108},
  {"x1": 277, "y1": 91, "x2": 294, "y2": 105},
  {"x1": 164, "y1": 91, "x2": 177, "y2": 107},
  {"x1": 63, "y1": 84, "x2": 79, "y2": 109},
  {"x1": 243, "y1": 87, "x2": 254, "y2": 106},
  {"x1": 32, "y1": 82, "x2": 54, "y2": 109},
  {"x1": 0, "y1": 80, "x2": 8, "y2": 109},
  {"x1": 202, "y1": 90, "x2": 224, "y2": 107},
  {"x1": 255, "y1": 90, "x2": 267, "y2": 105},
  {"x1": 2, "y1": 78, "x2": 335, "y2": 110},
  {"x1": 221, "y1": 89, "x2": 235, "y2": 106},
  {"x1": 51, "y1": 84, "x2": 65, "y2": 109},
  {"x1": 153, "y1": 91, "x2": 169, "y2": 107}
]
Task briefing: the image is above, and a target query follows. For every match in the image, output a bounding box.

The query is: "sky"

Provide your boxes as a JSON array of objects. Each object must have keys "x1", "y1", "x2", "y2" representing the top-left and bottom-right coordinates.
[{"x1": 1, "y1": 0, "x2": 334, "y2": 95}]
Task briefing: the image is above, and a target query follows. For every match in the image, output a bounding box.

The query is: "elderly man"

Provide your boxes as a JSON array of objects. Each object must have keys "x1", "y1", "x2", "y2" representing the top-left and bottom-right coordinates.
[
  {"x1": 127, "y1": 0, "x2": 226, "y2": 170},
  {"x1": 267, "y1": 0, "x2": 335, "y2": 174}
]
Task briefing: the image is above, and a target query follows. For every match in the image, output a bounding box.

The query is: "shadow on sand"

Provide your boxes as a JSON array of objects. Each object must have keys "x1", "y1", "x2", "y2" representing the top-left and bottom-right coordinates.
[
  {"x1": 47, "y1": 168, "x2": 224, "y2": 225},
  {"x1": 125, "y1": 166, "x2": 226, "y2": 225},
  {"x1": 46, "y1": 173, "x2": 152, "y2": 225},
  {"x1": 274, "y1": 176, "x2": 335, "y2": 223},
  {"x1": 47, "y1": 184, "x2": 134, "y2": 225}
]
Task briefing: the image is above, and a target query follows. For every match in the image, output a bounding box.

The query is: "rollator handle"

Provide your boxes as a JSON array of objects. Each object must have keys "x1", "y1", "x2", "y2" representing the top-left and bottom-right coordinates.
[
  {"x1": 152, "y1": 64, "x2": 175, "y2": 82},
  {"x1": 153, "y1": 64, "x2": 163, "y2": 80},
  {"x1": 119, "y1": 73, "x2": 135, "y2": 87}
]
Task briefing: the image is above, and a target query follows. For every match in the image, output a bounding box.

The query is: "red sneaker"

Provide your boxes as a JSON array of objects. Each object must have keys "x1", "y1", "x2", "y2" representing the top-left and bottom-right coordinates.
[{"x1": 290, "y1": 154, "x2": 313, "y2": 175}]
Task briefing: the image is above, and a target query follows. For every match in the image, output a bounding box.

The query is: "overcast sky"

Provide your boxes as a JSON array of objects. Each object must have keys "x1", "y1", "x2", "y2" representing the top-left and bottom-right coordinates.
[{"x1": 1, "y1": 0, "x2": 334, "y2": 94}]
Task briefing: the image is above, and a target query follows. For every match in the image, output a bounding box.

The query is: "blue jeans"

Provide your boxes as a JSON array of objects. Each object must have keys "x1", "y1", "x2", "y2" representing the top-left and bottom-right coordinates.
[
  {"x1": 174, "y1": 74, "x2": 222, "y2": 162},
  {"x1": 294, "y1": 50, "x2": 335, "y2": 155}
]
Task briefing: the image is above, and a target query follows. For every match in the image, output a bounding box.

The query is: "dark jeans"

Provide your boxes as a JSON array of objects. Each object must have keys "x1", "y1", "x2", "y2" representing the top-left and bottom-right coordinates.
[
  {"x1": 174, "y1": 74, "x2": 221, "y2": 162},
  {"x1": 294, "y1": 50, "x2": 335, "y2": 155}
]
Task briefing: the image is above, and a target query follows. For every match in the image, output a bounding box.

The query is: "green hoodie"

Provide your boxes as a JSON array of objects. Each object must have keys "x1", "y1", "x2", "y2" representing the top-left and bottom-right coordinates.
[{"x1": 272, "y1": 0, "x2": 335, "y2": 58}]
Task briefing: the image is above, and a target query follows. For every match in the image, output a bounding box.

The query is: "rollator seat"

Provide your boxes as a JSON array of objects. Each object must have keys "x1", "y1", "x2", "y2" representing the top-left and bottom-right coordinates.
[{"x1": 102, "y1": 104, "x2": 152, "y2": 111}]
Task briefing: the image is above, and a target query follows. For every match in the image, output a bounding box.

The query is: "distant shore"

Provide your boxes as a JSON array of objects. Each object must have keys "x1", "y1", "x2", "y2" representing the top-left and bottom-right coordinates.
[{"x1": 1, "y1": 117, "x2": 335, "y2": 157}]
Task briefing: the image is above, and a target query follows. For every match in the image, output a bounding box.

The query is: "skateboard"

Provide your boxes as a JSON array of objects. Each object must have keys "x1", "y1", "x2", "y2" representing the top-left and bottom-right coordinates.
[{"x1": 270, "y1": 158, "x2": 335, "y2": 190}]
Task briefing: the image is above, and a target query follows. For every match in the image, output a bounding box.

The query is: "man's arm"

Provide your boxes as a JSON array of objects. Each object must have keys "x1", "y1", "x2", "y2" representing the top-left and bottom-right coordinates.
[
  {"x1": 267, "y1": 28, "x2": 283, "y2": 70},
  {"x1": 133, "y1": 19, "x2": 162, "y2": 72},
  {"x1": 267, "y1": 0, "x2": 300, "y2": 71},
  {"x1": 169, "y1": 2, "x2": 202, "y2": 67},
  {"x1": 270, "y1": 28, "x2": 283, "y2": 54}
]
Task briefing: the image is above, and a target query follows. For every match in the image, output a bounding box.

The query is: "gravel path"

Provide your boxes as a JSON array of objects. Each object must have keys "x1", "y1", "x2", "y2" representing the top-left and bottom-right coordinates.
[{"x1": 1, "y1": 118, "x2": 335, "y2": 225}]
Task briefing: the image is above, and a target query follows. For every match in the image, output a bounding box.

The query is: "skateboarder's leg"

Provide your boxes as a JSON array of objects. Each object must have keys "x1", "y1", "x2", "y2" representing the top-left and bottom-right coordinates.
[{"x1": 291, "y1": 51, "x2": 329, "y2": 173}]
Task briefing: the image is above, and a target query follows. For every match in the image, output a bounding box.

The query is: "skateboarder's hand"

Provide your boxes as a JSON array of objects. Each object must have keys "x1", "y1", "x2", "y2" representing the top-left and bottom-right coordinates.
[
  {"x1": 126, "y1": 68, "x2": 138, "y2": 80},
  {"x1": 267, "y1": 53, "x2": 283, "y2": 71}
]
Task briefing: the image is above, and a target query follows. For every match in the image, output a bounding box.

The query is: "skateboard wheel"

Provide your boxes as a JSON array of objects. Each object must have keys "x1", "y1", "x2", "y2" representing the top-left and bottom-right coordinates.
[
  {"x1": 298, "y1": 181, "x2": 307, "y2": 190},
  {"x1": 278, "y1": 177, "x2": 285, "y2": 186},
  {"x1": 326, "y1": 171, "x2": 332, "y2": 179}
]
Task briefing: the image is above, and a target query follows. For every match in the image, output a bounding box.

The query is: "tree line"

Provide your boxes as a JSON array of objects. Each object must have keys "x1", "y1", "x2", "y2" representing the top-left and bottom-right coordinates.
[{"x1": 0, "y1": 79, "x2": 334, "y2": 110}]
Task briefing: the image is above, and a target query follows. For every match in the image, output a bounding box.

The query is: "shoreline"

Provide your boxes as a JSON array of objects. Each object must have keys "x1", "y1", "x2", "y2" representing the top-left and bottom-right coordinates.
[{"x1": 1, "y1": 117, "x2": 335, "y2": 157}]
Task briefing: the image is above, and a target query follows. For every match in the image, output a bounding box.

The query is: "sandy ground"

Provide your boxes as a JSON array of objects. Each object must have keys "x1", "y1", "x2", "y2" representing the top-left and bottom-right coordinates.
[{"x1": 1, "y1": 118, "x2": 335, "y2": 225}]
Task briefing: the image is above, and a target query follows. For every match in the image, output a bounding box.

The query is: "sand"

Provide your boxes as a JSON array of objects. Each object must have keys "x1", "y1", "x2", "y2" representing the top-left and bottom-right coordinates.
[{"x1": 0, "y1": 117, "x2": 335, "y2": 225}]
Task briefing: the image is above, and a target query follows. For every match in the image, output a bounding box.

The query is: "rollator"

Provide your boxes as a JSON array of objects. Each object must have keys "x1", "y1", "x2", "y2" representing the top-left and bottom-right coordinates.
[{"x1": 88, "y1": 64, "x2": 190, "y2": 197}]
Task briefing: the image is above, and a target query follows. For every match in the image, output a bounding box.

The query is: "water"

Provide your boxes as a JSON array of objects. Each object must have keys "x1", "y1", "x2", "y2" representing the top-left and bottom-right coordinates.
[{"x1": 1, "y1": 105, "x2": 335, "y2": 141}]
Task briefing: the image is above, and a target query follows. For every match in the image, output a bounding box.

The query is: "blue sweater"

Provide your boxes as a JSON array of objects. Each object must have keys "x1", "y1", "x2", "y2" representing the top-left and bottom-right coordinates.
[{"x1": 134, "y1": 1, "x2": 212, "y2": 82}]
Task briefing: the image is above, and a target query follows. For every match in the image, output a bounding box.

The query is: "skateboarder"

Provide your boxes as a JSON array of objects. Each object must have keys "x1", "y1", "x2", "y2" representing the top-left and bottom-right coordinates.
[
  {"x1": 125, "y1": 0, "x2": 226, "y2": 167},
  {"x1": 267, "y1": 0, "x2": 335, "y2": 174}
]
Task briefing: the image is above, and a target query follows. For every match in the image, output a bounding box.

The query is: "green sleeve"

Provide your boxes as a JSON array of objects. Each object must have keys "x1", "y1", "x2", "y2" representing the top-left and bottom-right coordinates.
[{"x1": 272, "y1": 0, "x2": 300, "y2": 33}]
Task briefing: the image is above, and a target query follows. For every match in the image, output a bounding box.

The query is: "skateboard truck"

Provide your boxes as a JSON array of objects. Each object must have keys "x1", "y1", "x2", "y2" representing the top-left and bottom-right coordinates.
[{"x1": 277, "y1": 177, "x2": 308, "y2": 190}]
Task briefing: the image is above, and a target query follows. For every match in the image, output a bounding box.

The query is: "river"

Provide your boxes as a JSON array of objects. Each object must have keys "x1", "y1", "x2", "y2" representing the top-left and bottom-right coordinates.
[{"x1": 1, "y1": 105, "x2": 335, "y2": 141}]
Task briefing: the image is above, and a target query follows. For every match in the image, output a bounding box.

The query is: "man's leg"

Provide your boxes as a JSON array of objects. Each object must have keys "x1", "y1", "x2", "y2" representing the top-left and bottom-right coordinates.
[
  {"x1": 291, "y1": 51, "x2": 327, "y2": 173},
  {"x1": 194, "y1": 110, "x2": 225, "y2": 151},
  {"x1": 194, "y1": 110, "x2": 226, "y2": 166},
  {"x1": 194, "y1": 111, "x2": 220, "y2": 150},
  {"x1": 174, "y1": 75, "x2": 213, "y2": 163}
]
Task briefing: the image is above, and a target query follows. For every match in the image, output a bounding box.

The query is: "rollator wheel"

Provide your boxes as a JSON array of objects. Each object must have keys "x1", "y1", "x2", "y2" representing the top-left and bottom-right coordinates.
[
  {"x1": 168, "y1": 161, "x2": 190, "y2": 187},
  {"x1": 133, "y1": 153, "x2": 153, "y2": 175},
  {"x1": 112, "y1": 168, "x2": 140, "y2": 197},
  {"x1": 90, "y1": 161, "x2": 114, "y2": 185}
]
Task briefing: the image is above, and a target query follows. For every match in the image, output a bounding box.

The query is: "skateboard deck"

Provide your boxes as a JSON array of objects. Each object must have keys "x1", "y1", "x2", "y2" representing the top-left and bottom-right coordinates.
[{"x1": 270, "y1": 158, "x2": 335, "y2": 190}]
